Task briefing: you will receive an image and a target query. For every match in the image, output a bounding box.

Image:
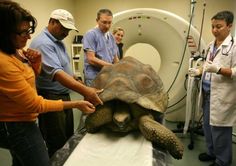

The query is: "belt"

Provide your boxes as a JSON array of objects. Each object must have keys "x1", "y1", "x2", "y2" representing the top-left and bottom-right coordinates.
[{"x1": 37, "y1": 90, "x2": 69, "y2": 96}]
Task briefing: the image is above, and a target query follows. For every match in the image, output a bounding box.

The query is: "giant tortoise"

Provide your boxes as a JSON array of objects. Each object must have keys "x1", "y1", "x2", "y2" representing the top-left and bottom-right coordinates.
[{"x1": 85, "y1": 56, "x2": 184, "y2": 159}]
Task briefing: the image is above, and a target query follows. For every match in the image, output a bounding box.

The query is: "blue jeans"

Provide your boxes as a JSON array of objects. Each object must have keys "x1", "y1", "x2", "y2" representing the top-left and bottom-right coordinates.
[
  {"x1": 0, "y1": 121, "x2": 50, "y2": 166},
  {"x1": 37, "y1": 91, "x2": 74, "y2": 157}
]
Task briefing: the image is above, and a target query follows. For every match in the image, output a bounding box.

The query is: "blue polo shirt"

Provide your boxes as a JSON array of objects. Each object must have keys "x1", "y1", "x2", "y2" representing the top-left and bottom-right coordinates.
[
  {"x1": 83, "y1": 27, "x2": 118, "y2": 81},
  {"x1": 30, "y1": 28, "x2": 72, "y2": 94}
]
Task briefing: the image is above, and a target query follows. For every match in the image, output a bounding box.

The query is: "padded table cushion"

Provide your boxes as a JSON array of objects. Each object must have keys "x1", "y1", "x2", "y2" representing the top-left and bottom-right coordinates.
[{"x1": 64, "y1": 131, "x2": 152, "y2": 166}]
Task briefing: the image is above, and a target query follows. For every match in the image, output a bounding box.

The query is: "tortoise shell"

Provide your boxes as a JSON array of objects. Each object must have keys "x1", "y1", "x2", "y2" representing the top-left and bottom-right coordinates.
[{"x1": 92, "y1": 56, "x2": 168, "y2": 113}]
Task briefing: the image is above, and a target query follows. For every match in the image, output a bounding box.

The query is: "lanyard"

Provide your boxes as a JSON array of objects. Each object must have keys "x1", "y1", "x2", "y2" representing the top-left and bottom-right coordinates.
[{"x1": 209, "y1": 46, "x2": 219, "y2": 61}]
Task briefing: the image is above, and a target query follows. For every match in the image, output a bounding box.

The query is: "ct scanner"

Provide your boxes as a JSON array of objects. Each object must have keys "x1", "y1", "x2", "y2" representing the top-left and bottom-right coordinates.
[{"x1": 112, "y1": 8, "x2": 206, "y2": 120}]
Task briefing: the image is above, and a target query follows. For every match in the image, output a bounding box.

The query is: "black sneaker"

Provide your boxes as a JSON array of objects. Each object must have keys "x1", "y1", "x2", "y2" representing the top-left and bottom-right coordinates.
[{"x1": 199, "y1": 152, "x2": 216, "y2": 161}]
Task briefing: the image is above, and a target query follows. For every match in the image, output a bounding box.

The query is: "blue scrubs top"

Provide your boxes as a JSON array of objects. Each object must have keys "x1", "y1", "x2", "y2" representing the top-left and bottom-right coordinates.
[{"x1": 83, "y1": 27, "x2": 118, "y2": 81}]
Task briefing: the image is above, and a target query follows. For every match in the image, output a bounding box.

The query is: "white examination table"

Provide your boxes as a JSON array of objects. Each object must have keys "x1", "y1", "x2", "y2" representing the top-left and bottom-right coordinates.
[{"x1": 51, "y1": 129, "x2": 173, "y2": 166}]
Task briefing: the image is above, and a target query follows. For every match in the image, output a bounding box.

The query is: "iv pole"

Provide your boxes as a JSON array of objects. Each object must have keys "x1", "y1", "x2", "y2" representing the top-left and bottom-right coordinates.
[{"x1": 184, "y1": 0, "x2": 206, "y2": 150}]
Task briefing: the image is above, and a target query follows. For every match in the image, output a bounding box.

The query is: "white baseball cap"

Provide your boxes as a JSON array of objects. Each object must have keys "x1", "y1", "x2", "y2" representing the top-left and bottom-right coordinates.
[{"x1": 50, "y1": 9, "x2": 78, "y2": 32}]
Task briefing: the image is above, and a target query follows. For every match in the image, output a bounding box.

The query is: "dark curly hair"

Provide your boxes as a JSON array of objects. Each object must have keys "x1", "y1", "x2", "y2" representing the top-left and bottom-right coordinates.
[{"x1": 0, "y1": 1, "x2": 37, "y2": 54}]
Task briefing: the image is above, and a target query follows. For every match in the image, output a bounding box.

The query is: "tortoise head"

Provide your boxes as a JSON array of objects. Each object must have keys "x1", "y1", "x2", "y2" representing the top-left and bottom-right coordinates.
[{"x1": 113, "y1": 101, "x2": 131, "y2": 129}]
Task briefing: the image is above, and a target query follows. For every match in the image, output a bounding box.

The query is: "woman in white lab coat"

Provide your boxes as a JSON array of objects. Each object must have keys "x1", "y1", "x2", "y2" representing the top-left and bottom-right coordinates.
[{"x1": 189, "y1": 11, "x2": 236, "y2": 166}]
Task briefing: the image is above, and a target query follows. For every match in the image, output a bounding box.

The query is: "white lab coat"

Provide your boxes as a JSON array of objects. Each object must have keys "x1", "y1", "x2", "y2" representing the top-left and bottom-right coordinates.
[{"x1": 198, "y1": 35, "x2": 236, "y2": 126}]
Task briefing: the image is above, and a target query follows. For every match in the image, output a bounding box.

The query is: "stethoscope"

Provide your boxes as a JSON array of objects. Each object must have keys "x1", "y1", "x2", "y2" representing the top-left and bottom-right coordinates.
[
  {"x1": 205, "y1": 36, "x2": 234, "y2": 60},
  {"x1": 221, "y1": 36, "x2": 234, "y2": 55}
]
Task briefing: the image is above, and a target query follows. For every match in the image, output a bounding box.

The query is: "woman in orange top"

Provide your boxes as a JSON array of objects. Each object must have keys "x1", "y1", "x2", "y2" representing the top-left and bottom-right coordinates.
[{"x1": 0, "y1": 1, "x2": 97, "y2": 166}]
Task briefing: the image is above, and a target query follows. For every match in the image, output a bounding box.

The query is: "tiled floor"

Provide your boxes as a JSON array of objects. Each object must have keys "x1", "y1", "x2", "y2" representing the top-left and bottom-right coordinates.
[{"x1": 168, "y1": 121, "x2": 236, "y2": 166}]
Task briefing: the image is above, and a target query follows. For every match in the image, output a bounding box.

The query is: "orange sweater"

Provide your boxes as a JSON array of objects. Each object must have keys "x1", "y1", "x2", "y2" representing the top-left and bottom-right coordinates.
[{"x1": 0, "y1": 51, "x2": 64, "y2": 122}]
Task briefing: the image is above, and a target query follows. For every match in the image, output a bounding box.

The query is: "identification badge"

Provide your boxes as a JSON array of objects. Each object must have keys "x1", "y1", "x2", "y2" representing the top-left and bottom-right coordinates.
[{"x1": 205, "y1": 72, "x2": 211, "y2": 81}]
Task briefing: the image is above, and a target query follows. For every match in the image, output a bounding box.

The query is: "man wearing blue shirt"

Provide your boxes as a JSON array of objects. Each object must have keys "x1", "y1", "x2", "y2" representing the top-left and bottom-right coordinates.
[{"x1": 30, "y1": 9, "x2": 102, "y2": 157}]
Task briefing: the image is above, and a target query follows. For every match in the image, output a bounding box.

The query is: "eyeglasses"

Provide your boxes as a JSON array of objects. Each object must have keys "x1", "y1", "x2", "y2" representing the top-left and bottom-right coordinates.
[{"x1": 16, "y1": 27, "x2": 34, "y2": 37}]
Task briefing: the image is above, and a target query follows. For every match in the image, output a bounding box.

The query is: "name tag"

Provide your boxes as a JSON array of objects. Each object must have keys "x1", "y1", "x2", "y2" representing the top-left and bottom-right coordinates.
[{"x1": 205, "y1": 72, "x2": 211, "y2": 81}]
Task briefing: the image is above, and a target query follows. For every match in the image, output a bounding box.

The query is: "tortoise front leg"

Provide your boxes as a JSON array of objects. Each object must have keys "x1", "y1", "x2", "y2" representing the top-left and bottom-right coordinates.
[
  {"x1": 85, "y1": 103, "x2": 113, "y2": 133},
  {"x1": 138, "y1": 115, "x2": 184, "y2": 159}
]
